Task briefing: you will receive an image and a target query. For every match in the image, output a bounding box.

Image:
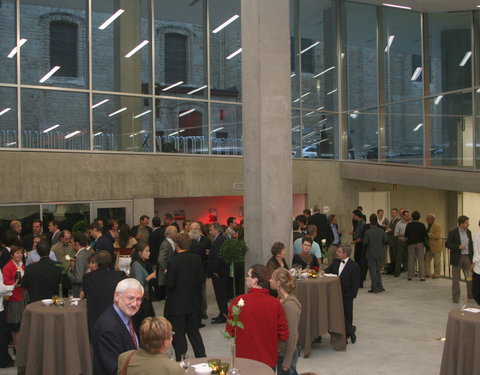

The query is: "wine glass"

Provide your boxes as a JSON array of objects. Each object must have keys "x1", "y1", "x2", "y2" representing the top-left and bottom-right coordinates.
[
  {"x1": 461, "y1": 298, "x2": 468, "y2": 315},
  {"x1": 180, "y1": 354, "x2": 189, "y2": 371},
  {"x1": 168, "y1": 349, "x2": 175, "y2": 361}
]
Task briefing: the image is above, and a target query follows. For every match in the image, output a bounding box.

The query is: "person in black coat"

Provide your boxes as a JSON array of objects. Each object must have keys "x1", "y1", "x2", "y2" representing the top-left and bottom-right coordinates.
[
  {"x1": 164, "y1": 233, "x2": 206, "y2": 361},
  {"x1": 149, "y1": 217, "x2": 165, "y2": 300},
  {"x1": 307, "y1": 205, "x2": 333, "y2": 245},
  {"x1": 82, "y1": 251, "x2": 127, "y2": 338},
  {"x1": 92, "y1": 278, "x2": 143, "y2": 375},
  {"x1": 325, "y1": 244, "x2": 360, "y2": 344},
  {"x1": 207, "y1": 223, "x2": 227, "y2": 324},
  {"x1": 21, "y1": 239, "x2": 70, "y2": 303}
]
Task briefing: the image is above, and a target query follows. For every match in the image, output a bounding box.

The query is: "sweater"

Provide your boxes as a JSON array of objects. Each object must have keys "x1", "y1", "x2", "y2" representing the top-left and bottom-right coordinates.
[{"x1": 278, "y1": 294, "x2": 301, "y2": 369}]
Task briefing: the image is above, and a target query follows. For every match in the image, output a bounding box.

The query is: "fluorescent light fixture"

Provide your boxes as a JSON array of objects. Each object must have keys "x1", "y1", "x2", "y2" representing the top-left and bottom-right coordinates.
[
  {"x1": 290, "y1": 73, "x2": 296, "y2": 78},
  {"x1": 384, "y1": 35, "x2": 395, "y2": 52},
  {"x1": 434, "y1": 95, "x2": 443, "y2": 105},
  {"x1": 212, "y1": 14, "x2": 239, "y2": 33},
  {"x1": 65, "y1": 130, "x2": 81, "y2": 139},
  {"x1": 0, "y1": 108, "x2": 11, "y2": 116},
  {"x1": 125, "y1": 40, "x2": 149, "y2": 58},
  {"x1": 477, "y1": 88, "x2": 480, "y2": 93},
  {"x1": 134, "y1": 110, "x2": 151, "y2": 119},
  {"x1": 162, "y1": 81, "x2": 183, "y2": 91},
  {"x1": 317, "y1": 106, "x2": 324, "y2": 111},
  {"x1": 411, "y1": 67, "x2": 422, "y2": 81},
  {"x1": 168, "y1": 129, "x2": 186, "y2": 137},
  {"x1": 211, "y1": 127, "x2": 224, "y2": 133},
  {"x1": 350, "y1": 110, "x2": 359, "y2": 119},
  {"x1": 39, "y1": 66, "x2": 60, "y2": 83},
  {"x1": 383, "y1": 3, "x2": 412, "y2": 10},
  {"x1": 108, "y1": 107, "x2": 127, "y2": 117},
  {"x1": 460, "y1": 51, "x2": 472, "y2": 67},
  {"x1": 226, "y1": 48, "x2": 242, "y2": 60},
  {"x1": 319, "y1": 118, "x2": 328, "y2": 124},
  {"x1": 306, "y1": 111, "x2": 316, "y2": 116},
  {"x1": 301, "y1": 41, "x2": 319, "y2": 54},
  {"x1": 94, "y1": 132, "x2": 103, "y2": 136},
  {"x1": 327, "y1": 88, "x2": 338, "y2": 95},
  {"x1": 92, "y1": 99, "x2": 109, "y2": 109},
  {"x1": 291, "y1": 126, "x2": 300, "y2": 132},
  {"x1": 313, "y1": 66, "x2": 335, "y2": 78},
  {"x1": 187, "y1": 85, "x2": 207, "y2": 95},
  {"x1": 99, "y1": 9, "x2": 125, "y2": 30},
  {"x1": 292, "y1": 98, "x2": 300, "y2": 103},
  {"x1": 7, "y1": 38, "x2": 27, "y2": 58},
  {"x1": 43, "y1": 124, "x2": 60, "y2": 133},
  {"x1": 178, "y1": 109, "x2": 196, "y2": 118},
  {"x1": 303, "y1": 131, "x2": 316, "y2": 139},
  {"x1": 413, "y1": 123, "x2": 423, "y2": 132},
  {"x1": 5, "y1": 142, "x2": 16, "y2": 146},
  {"x1": 301, "y1": 92, "x2": 311, "y2": 98}
]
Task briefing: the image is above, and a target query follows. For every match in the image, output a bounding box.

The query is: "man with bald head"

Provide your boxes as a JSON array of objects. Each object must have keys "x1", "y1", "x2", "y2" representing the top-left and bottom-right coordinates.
[
  {"x1": 425, "y1": 214, "x2": 442, "y2": 278},
  {"x1": 157, "y1": 225, "x2": 178, "y2": 300}
]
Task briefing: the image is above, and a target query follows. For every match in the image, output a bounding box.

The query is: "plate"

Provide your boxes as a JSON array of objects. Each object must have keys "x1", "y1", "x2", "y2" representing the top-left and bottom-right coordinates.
[{"x1": 71, "y1": 297, "x2": 81, "y2": 302}]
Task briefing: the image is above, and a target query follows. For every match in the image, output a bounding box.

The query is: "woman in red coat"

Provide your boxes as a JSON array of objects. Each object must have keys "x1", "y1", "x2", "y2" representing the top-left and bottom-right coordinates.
[
  {"x1": 3, "y1": 245, "x2": 27, "y2": 351},
  {"x1": 226, "y1": 264, "x2": 288, "y2": 369}
]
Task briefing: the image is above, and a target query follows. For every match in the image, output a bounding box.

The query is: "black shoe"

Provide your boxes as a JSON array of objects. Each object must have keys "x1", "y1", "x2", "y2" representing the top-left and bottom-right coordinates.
[
  {"x1": 350, "y1": 326, "x2": 357, "y2": 344},
  {"x1": 199, "y1": 323, "x2": 206, "y2": 328},
  {"x1": 368, "y1": 289, "x2": 375, "y2": 293},
  {"x1": 378, "y1": 288, "x2": 385, "y2": 293},
  {"x1": 0, "y1": 360, "x2": 14, "y2": 368},
  {"x1": 211, "y1": 317, "x2": 226, "y2": 324}
]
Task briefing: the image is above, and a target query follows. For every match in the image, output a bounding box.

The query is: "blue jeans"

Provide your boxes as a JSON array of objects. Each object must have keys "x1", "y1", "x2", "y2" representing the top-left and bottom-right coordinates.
[{"x1": 277, "y1": 348, "x2": 299, "y2": 375}]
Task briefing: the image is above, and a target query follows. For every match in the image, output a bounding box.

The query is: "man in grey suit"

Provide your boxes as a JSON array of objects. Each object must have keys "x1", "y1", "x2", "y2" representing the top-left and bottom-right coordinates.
[
  {"x1": 364, "y1": 214, "x2": 388, "y2": 293},
  {"x1": 70, "y1": 232, "x2": 91, "y2": 297},
  {"x1": 157, "y1": 225, "x2": 178, "y2": 300}
]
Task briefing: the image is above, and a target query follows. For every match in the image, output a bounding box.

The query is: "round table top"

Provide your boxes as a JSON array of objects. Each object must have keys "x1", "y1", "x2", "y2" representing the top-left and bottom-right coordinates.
[
  {"x1": 187, "y1": 357, "x2": 273, "y2": 375},
  {"x1": 448, "y1": 307, "x2": 480, "y2": 323},
  {"x1": 26, "y1": 299, "x2": 87, "y2": 315}
]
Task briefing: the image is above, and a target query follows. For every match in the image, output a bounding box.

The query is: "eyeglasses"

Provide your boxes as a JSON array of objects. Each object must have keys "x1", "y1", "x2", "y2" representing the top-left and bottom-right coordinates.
[{"x1": 121, "y1": 294, "x2": 143, "y2": 303}]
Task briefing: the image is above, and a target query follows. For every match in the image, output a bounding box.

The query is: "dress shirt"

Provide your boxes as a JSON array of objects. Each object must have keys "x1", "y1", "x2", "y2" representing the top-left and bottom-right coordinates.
[
  {"x1": 473, "y1": 232, "x2": 480, "y2": 275},
  {"x1": 353, "y1": 219, "x2": 365, "y2": 240},
  {"x1": 166, "y1": 237, "x2": 176, "y2": 250},
  {"x1": 113, "y1": 304, "x2": 139, "y2": 346},
  {"x1": 394, "y1": 220, "x2": 408, "y2": 241},
  {"x1": 25, "y1": 250, "x2": 57, "y2": 265},
  {"x1": 331, "y1": 224, "x2": 340, "y2": 245},
  {"x1": 339, "y1": 257, "x2": 349, "y2": 276},
  {"x1": 459, "y1": 228, "x2": 469, "y2": 255}
]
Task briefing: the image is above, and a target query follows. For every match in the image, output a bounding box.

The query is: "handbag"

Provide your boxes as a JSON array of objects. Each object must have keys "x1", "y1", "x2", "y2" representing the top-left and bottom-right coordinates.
[{"x1": 119, "y1": 350, "x2": 137, "y2": 375}]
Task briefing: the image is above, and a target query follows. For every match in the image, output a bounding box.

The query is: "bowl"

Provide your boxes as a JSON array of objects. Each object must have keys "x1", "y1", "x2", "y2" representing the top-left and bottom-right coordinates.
[{"x1": 41, "y1": 299, "x2": 53, "y2": 306}]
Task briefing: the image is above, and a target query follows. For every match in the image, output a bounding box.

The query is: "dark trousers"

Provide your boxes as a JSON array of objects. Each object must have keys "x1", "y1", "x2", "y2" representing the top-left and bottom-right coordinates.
[
  {"x1": 168, "y1": 313, "x2": 206, "y2": 361},
  {"x1": 367, "y1": 258, "x2": 383, "y2": 292},
  {"x1": 473, "y1": 272, "x2": 480, "y2": 305},
  {"x1": 395, "y1": 241, "x2": 407, "y2": 276},
  {"x1": 211, "y1": 274, "x2": 228, "y2": 318},
  {"x1": 342, "y1": 296, "x2": 354, "y2": 339},
  {"x1": 0, "y1": 310, "x2": 12, "y2": 366},
  {"x1": 354, "y1": 243, "x2": 368, "y2": 284}
]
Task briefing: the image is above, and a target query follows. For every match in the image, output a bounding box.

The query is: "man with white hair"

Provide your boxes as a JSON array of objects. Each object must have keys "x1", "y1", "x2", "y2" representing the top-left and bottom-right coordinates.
[
  {"x1": 92, "y1": 278, "x2": 144, "y2": 375},
  {"x1": 157, "y1": 225, "x2": 178, "y2": 300}
]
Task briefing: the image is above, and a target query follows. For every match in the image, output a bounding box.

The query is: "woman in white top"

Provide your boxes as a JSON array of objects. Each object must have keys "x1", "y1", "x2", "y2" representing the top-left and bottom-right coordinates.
[{"x1": 472, "y1": 220, "x2": 480, "y2": 305}]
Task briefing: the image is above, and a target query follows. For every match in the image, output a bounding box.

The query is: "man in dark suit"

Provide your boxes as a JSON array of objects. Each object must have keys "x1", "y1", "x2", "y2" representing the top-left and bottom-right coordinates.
[
  {"x1": 308, "y1": 204, "x2": 333, "y2": 245},
  {"x1": 82, "y1": 251, "x2": 127, "y2": 338},
  {"x1": 22, "y1": 219, "x2": 43, "y2": 252},
  {"x1": 92, "y1": 278, "x2": 143, "y2": 375},
  {"x1": 164, "y1": 233, "x2": 206, "y2": 360},
  {"x1": 446, "y1": 215, "x2": 474, "y2": 303},
  {"x1": 364, "y1": 214, "x2": 388, "y2": 293},
  {"x1": 21, "y1": 239, "x2": 70, "y2": 303},
  {"x1": 208, "y1": 222, "x2": 227, "y2": 324},
  {"x1": 149, "y1": 217, "x2": 165, "y2": 300},
  {"x1": 157, "y1": 225, "x2": 178, "y2": 300},
  {"x1": 48, "y1": 219, "x2": 61, "y2": 246},
  {"x1": 325, "y1": 245, "x2": 360, "y2": 344},
  {"x1": 89, "y1": 223, "x2": 114, "y2": 260}
]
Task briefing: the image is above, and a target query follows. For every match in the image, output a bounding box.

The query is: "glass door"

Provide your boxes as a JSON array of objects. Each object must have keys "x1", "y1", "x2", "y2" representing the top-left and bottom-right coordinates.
[{"x1": 91, "y1": 201, "x2": 133, "y2": 227}]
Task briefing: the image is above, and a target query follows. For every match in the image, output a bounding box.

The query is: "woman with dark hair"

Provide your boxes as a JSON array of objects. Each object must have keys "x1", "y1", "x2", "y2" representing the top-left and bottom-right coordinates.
[
  {"x1": 292, "y1": 237, "x2": 320, "y2": 271},
  {"x1": 270, "y1": 268, "x2": 301, "y2": 375},
  {"x1": 3, "y1": 245, "x2": 27, "y2": 352},
  {"x1": 114, "y1": 224, "x2": 137, "y2": 250},
  {"x1": 266, "y1": 242, "x2": 289, "y2": 274},
  {"x1": 130, "y1": 243, "x2": 156, "y2": 331},
  {"x1": 118, "y1": 316, "x2": 184, "y2": 375},
  {"x1": 226, "y1": 264, "x2": 288, "y2": 369}
]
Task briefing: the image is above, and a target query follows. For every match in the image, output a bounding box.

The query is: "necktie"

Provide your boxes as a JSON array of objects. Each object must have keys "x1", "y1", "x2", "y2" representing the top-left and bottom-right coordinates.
[
  {"x1": 341, "y1": 260, "x2": 345, "y2": 264},
  {"x1": 128, "y1": 319, "x2": 138, "y2": 349}
]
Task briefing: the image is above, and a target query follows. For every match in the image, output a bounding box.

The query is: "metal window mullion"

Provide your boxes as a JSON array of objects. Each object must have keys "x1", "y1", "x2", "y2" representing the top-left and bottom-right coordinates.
[
  {"x1": 206, "y1": 0, "x2": 211, "y2": 154},
  {"x1": 88, "y1": 0, "x2": 93, "y2": 151},
  {"x1": 377, "y1": 6, "x2": 386, "y2": 163},
  {"x1": 16, "y1": 0, "x2": 22, "y2": 149},
  {"x1": 336, "y1": 0, "x2": 345, "y2": 160},
  {"x1": 150, "y1": 0, "x2": 156, "y2": 153},
  {"x1": 422, "y1": 12, "x2": 431, "y2": 167}
]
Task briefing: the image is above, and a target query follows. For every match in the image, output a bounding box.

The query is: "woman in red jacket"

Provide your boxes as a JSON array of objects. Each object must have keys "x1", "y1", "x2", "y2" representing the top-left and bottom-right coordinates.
[
  {"x1": 3, "y1": 245, "x2": 27, "y2": 351},
  {"x1": 226, "y1": 264, "x2": 288, "y2": 369}
]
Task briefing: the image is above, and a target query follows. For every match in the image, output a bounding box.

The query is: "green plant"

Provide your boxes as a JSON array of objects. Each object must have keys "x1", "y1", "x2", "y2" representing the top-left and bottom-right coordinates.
[
  {"x1": 220, "y1": 239, "x2": 248, "y2": 263},
  {"x1": 72, "y1": 220, "x2": 89, "y2": 233}
]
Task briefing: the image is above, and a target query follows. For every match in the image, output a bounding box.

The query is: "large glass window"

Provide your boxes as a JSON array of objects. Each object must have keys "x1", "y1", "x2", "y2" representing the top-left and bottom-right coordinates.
[
  {"x1": 211, "y1": 103, "x2": 242, "y2": 155},
  {"x1": 347, "y1": 109, "x2": 378, "y2": 161},
  {"x1": 0, "y1": 0, "x2": 16, "y2": 84},
  {"x1": 429, "y1": 12, "x2": 472, "y2": 94},
  {"x1": 42, "y1": 203, "x2": 90, "y2": 232},
  {"x1": 383, "y1": 8, "x2": 422, "y2": 103},
  {"x1": 0, "y1": 205, "x2": 40, "y2": 237},
  {"x1": 22, "y1": 89, "x2": 89, "y2": 150},
  {"x1": 301, "y1": 110, "x2": 337, "y2": 158},
  {"x1": 292, "y1": 110, "x2": 301, "y2": 158},
  {"x1": 20, "y1": 0, "x2": 87, "y2": 88},
  {"x1": 0, "y1": 87, "x2": 17, "y2": 148}
]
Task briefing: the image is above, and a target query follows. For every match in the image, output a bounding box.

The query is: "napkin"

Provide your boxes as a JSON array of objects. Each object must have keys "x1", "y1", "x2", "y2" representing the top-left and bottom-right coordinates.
[
  {"x1": 191, "y1": 363, "x2": 209, "y2": 369},
  {"x1": 463, "y1": 308, "x2": 480, "y2": 313},
  {"x1": 70, "y1": 300, "x2": 79, "y2": 306},
  {"x1": 323, "y1": 273, "x2": 337, "y2": 277}
]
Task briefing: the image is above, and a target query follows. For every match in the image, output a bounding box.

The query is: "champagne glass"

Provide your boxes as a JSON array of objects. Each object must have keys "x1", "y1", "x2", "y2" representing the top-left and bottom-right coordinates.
[
  {"x1": 180, "y1": 354, "x2": 189, "y2": 370},
  {"x1": 461, "y1": 298, "x2": 468, "y2": 315},
  {"x1": 168, "y1": 349, "x2": 175, "y2": 361}
]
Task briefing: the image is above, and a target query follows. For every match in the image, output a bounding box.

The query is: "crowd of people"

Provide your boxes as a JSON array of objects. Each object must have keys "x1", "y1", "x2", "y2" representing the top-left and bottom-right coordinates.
[{"x1": 0, "y1": 205, "x2": 478, "y2": 374}]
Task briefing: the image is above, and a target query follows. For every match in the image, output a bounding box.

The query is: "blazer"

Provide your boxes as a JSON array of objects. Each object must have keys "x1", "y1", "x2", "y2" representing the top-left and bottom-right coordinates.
[
  {"x1": 71, "y1": 248, "x2": 90, "y2": 296},
  {"x1": 148, "y1": 227, "x2": 165, "y2": 266},
  {"x1": 82, "y1": 268, "x2": 127, "y2": 338},
  {"x1": 325, "y1": 258, "x2": 360, "y2": 300},
  {"x1": 157, "y1": 239, "x2": 175, "y2": 286},
  {"x1": 118, "y1": 350, "x2": 185, "y2": 375},
  {"x1": 207, "y1": 234, "x2": 226, "y2": 277},
  {"x1": 308, "y1": 212, "x2": 333, "y2": 245},
  {"x1": 446, "y1": 227, "x2": 474, "y2": 267},
  {"x1": 363, "y1": 225, "x2": 388, "y2": 259},
  {"x1": 427, "y1": 222, "x2": 442, "y2": 253},
  {"x1": 21, "y1": 257, "x2": 70, "y2": 303},
  {"x1": 92, "y1": 305, "x2": 137, "y2": 375}
]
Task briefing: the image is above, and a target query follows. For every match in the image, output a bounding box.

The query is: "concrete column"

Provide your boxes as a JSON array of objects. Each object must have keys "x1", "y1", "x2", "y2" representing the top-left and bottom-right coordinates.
[{"x1": 241, "y1": 0, "x2": 293, "y2": 266}]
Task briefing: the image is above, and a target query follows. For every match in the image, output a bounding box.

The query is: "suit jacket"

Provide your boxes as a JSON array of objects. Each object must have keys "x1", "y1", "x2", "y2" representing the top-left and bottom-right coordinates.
[
  {"x1": 207, "y1": 234, "x2": 226, "y2": 277},
  {"x1": 51, "y1": 230, "x2": 61, "y2": 246},
  {"x1": 82, "y1": 268, "x2": 127, "y2": 338},
  {"x1": 190, "y1": 235, "x2": 211, "y2": 271},
  {"x1": 92, "y1": 305, "x2": 137, "y2": 375},
  {"x1": 164, "y1": 251, "x2": 204, "y2": 316},
  {"x1": 325, "y1": 258, "x2": 360, "y2": 300},
  {"x1": 130, "y1": 225, "x2": 153, "y2": 241},
  {"x1": 21, "y1": 257, "x2": 71, "y2": 303},
  {"x1": 157, "y1": 239, "x2": 175, "y2": 286},
  {"x1": 149, "y1": 227, "x2": 165, "y2": 266},
  {"x1": 427, "y1": 222, "x2": 442, "y2": 253},
  {"x1": 308, "y1": 212, "x2": 333, "y2": 245},
  {"x1": 71, "y1": 248, "x2": 90, "y2": 296},
  {"x1": 446, "y1": 227, "x2": 473, "y2": 266},
  {"x1": 363, "y1": 225, "x2": 388, "y2": 259}
]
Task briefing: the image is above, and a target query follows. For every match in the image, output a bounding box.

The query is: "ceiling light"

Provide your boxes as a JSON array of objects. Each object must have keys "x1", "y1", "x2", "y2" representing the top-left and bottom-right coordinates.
[
  {"x1": 302, "y1": 131, "x2": 316, "y2": 139},
  {"x1": 7, "y1": 39, "x2": 27, "y2": 58},
  {"x1": 178, "y1": 109, "x2": 196, "y2": 118},
  {"x1": 39, "y1": 66, "x2": 60, "y2": 83},
  {"x1": 384, "y1": 35, "x2": 395, "y2": 52},
  {"x1": 162, "y1": 81, "x2": 183, "y2": 91},
  {"x1": 319, "y1": 118, "x2": 328, "y2": 124},
  {"x1": 413, "y1": 123, "x2": 423, "y2": 132},
  {"x1": 460, "y1": 51, "x2": 471, "y2": 67},
  {"x1": 301, "y1": 92, "x2": 311, "y2": 98},
  {"x1": 43, "y1": 124, "x2": 60, "y2": 133},
  {"x1": 434, "y1": 95, "x2": 443, "y2": 105},
  {"x1": 92, "y1": 99, "x2": 109, "y2": 109},
  {"x1": 301, "y1": 41, "x2": 319, "y2": 54},
  {"x1": 317, "y1": 106, "x2": 324, "y2": 111},
  {"x1": 290, "y1": 73, "x2": 296, "y2": 78},
  {"x1": 292, "y1": 98, "x2": 300, "y2": 103},
  {"x1": 99, "y1": 9, "x2": 125, "y2": 30},
  {"x1": 411, "y1": 67, "x2": 422, "y2": 81},
  {"x1": 212, "y1": 15, "x2": 239, "y2": 33},
  {"x1": 313, "y1": 66, "x2": 335, "y2": 78},
  {"x1": 65, "y1": 130, "x2": 81, "y2": 139},
  {"x1": 187, "y1": 85, "x2": 207, "y2": 95},
  {"x1": 134, "y1": 110, "x2": 151, "y2": 119},
  {"x1": 108, "y1": 107, "x2": 127, "y2": 117},
  {"x1": 211, "y1": 127, "x2": 224, "y2": 133},
  {"x1": 306, "y1": 111, "x2": 316, "y2": 116},
  {"x1": 168, "y1": 129, "x2": 186, "y2": 137},
  {"x1": 5, "y1": 142, "x2": 16, "y2": 146},
  {"x1": 383, "y1": 3, "x2": 412, "y2": 10},
  {"x1": 226, "y1": 48, "x2": 242, "y2": 60},
  {"x1": 327, "y1": 88, "x2": 338, "y2": 95},
  {"x1": 94, "y1": 132, "x2": 103, "y2": 136},
  {"x1": 0, "y1": 108, "x2": 12, "y2": 116},
  {"x1": 125, "y1": 40, "x2": 149, "y2": 58}
]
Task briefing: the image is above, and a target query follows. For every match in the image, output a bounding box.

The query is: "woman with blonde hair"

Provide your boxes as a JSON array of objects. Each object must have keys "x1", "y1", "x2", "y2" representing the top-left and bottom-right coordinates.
[
  {"x1": 118, "y1": 316, "x2": 184, "y2": 375},
  {"x1": 270, "y1": 268, "x2": 302, "y2": 375}
]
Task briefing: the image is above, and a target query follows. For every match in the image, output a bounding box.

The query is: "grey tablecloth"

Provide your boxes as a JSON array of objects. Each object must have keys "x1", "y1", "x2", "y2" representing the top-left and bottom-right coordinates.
[
  {"x1": 439, "y1": 308, "x2": 480, "y2": 375},
  {"x1": 296, "y1": 276, "x2": 346, "y2": 357},
  {"x1": 16, "y1": 300, "x2": 92, "y2": 375},
  {"x1": 188, "y1": 357, "x2": 274, "y2": 375}
]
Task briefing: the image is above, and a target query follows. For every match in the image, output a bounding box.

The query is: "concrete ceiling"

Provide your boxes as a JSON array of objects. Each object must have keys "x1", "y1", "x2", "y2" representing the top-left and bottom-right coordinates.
[{"x1": 355, "y1": 0, "x2": 479, "y2": 13}]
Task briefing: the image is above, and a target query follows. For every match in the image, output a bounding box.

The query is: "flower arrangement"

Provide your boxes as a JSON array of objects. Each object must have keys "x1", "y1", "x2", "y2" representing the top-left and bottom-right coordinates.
[
  {"x1": 320, "y1": 238, "x2": 328, "y2": 258},
  {"x1": 222, "y1": 298, "x2": 245, "y2": 375}
]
